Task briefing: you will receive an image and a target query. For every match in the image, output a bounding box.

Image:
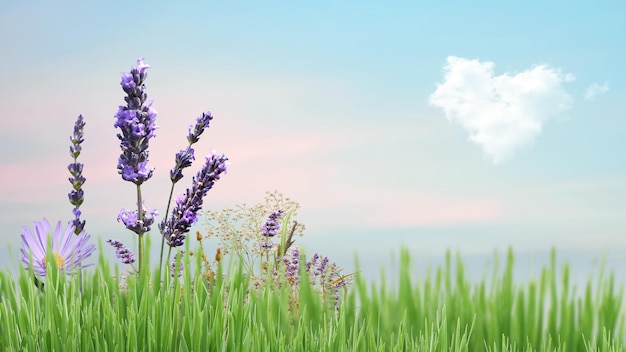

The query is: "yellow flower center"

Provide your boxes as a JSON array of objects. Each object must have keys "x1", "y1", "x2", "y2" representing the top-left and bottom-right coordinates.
[{"x1": 42, "y1": 252, "x2": 65, "y2": 270}]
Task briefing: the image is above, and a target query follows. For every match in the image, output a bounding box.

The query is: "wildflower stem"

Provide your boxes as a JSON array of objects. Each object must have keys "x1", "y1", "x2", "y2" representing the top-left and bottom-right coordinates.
[
  {"x1": 162, "y1": 246, "x2": 173, "y2": 286},
  {"x1": 159, "y1": 183, "x2": 176, "y2": 273},
  {"x1": 136, "y1": 185, "x2": 145, "y2": 274}
]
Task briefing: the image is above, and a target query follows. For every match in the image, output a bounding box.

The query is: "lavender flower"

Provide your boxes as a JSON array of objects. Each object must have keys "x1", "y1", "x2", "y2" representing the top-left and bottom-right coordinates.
[
  {"x1": 316, "y1": 256, "x2": 329, "y2": 276},
  {"x1": 160, "y1": 151, "x2": 228, "y2": 247},
  {"x1": 113, "y1": 58, "x2": 158, "y2": 185},
  {"x1": 187, "y1": 111, "x2": 213, "y2": 144},
  {"x1": 304, "y1": 253, "x2": 350, "y2": 310},
  {"x1": 161, "y1": 112, "x2": 216, "y2": 269},
  {"x1": 306, "y1": 253, "x2": 319, "y2": 272},
  {"x1": 107, "y1": 239, "x2": 135, "y2": 264},
  {"x1": 169, "y1": 112, "x2": 214, "y2": 183},
  {"x1": 305, "y1": 254, "x2": 330, "y2": 286},
  {"x1": 117, "y1": 203, "x2": 158, "y2": 235},
  {"x1": 20, "y1": 218, "x2": 95, "y2": 276},
  {"x1": 283, "y1": 247, "x2": 300, "y2": 285},
  {"x1": 260, "y1": 242, "x2": 274, "y2": 249},
  {"x1": 170, "y1": 146, "x2": 195, "y2": 183},
  {"x1": 68, "y1": 114, "x2": 86, "y2": 234},
  {"x1": 170, "y1": 251, "x2": 184, "y2": 277},
  {"x1": 260, "y1": 210, "x2": 284, "y2": 249},
  {"x1": 333, "y1": 281, "x2": 345, "y2": 310}
]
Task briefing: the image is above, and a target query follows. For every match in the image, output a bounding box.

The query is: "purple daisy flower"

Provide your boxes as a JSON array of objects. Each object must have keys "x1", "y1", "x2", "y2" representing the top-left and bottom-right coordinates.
[{"x1": 20, "y1": 218, "x2": 96, "y2": 277}]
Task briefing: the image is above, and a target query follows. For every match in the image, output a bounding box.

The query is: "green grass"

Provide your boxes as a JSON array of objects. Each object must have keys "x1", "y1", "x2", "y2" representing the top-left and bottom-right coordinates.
[{"x1": 1, "y1": 247, "x2": 624, "y2": 351}]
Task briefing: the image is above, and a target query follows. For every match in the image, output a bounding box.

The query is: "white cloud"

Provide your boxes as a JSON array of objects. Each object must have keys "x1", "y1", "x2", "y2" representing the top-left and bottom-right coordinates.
[
  {"x1": 429, "y1": 56, "x2": 574, "y2": 164},
  {"x1": 584, "y1": 82, "x2": 609, "y2": 101}
]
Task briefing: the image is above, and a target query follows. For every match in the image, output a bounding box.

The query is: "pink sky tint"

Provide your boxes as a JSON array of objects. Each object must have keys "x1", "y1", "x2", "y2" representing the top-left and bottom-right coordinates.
[
  {"x1": 0, "y1": 110, "x2": 356, "y2": 232},
  {"x1": 294, "y1": 184, "x2": 508, "y2": 230},
  {"x1": 0, "y1": 160, "x2": 71, "y2": 201},
  {"x1": 0, "y1": 147, "x2": 121, "y2": 200},
  {"x1": 368, "y1": 194, "x2": 504, "y2": 227}
]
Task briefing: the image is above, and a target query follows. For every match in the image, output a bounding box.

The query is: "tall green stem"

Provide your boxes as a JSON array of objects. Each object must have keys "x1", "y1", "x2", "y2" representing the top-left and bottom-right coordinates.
[
  {"x1": 159, "y1": 183, "x2": 176, "y2": 274},
  {"x1": 136, "y1": 185, "x2": 144, "y2": 275}
]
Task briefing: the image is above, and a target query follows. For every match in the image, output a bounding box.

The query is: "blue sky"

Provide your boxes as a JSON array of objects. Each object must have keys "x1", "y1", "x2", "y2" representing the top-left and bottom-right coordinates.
[{"x1": 1, "y1": 1, "x2": 625, "y2": 281}]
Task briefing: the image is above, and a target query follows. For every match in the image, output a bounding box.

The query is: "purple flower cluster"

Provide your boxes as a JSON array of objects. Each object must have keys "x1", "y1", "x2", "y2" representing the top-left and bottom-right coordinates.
[
  {"x1": 106, "y1": 239, "x2": 135, "y2": 264},
  {"x1": 170, "y1": 146, "x2": 195, "y2": 184},
  {"x1": 170, "y1": 251, "x2": 184, "y2": 277},
  {"x1": 306, "y1": 253, "x2": 329, "y2": 286},
  {"x1": 260, "y1": 210, "x2": 284, "y2": 249},
  {"x1": 160, "y1": 151, "x2": 228, "y2": 247},
  {"x1": 169, "y1": 110, "x2": 213, "y2": 183},
  {"x1": 283, "y1": 247, "x2": 300, "y2": 285},
  {"x1": 68, "y1": 114, "x2": 86, "y2": 235},
  {"x1": 187, "y1": 112, "x2": 213, "y2": 144},
  {"x1": 333, "y1": 282, "x2": 345, "y2": 310},
  {"x1": 113, "y1": 58, "x2": 158, "y2": 185},
  {"x1": 305, "y1": 253, "x2": 348, "y2": 310},
  {"x1": 117, "y1": 203, "x2": 158, "y2": 235}
]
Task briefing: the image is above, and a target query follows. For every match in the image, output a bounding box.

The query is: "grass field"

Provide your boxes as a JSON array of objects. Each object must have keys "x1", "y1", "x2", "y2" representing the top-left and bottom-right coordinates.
[{"x1": 1, "y1": 246, "x2": 623, "y2": 351}]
